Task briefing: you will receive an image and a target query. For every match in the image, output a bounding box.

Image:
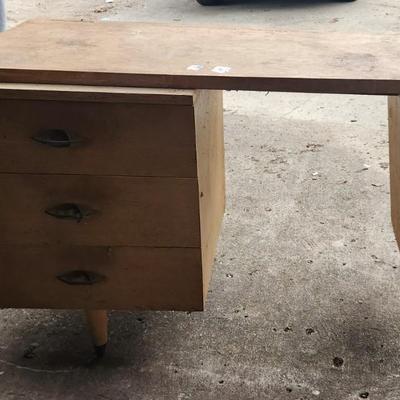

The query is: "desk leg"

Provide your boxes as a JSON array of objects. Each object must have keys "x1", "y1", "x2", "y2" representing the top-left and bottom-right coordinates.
[
  {"x1": 389, "y1": 96, "x2": 400, "y2": 248},
  {"x1": 85, "y1": 310, "x2": 108, "y2": 357}
]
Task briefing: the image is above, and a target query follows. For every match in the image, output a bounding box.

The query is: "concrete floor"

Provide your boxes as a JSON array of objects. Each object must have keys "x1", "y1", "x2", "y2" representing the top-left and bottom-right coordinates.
[{"x1": 1, "y1": 1, "x2": 400, "y2": 399}]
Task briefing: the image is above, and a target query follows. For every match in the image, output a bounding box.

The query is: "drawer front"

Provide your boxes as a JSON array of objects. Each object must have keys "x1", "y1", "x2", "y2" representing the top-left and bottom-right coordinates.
[
  {"x1": 0, "y1": 246, "x2": 204, "y2": 310},
  {"x1": 0, "y1": 98, "x2": 197, "y2": 177},
  {"x1": 0, "y1": 174, "x2": 200, "y2": 247}
]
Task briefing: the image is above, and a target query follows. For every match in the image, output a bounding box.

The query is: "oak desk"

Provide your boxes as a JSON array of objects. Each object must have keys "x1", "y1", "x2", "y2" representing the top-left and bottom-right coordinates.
[{"x1": 0, "y1": 19, "x2": 399, "y2": 356}]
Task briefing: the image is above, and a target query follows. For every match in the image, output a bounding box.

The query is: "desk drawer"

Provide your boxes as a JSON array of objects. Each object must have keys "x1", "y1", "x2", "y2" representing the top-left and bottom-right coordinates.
[
  {"x1": 0, "y1": 174, "x2": 200, "y2": 247},
  {"x1": 0, "y1": 98, "x2": 197, "y2": 177},
  {"x1": 0, "y1": 246, "x2": 204, "y2": 310}
]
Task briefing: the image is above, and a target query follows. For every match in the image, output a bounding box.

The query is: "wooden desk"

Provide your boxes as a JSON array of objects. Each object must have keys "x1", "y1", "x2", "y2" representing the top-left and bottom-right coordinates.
[{"x1": 0, "y1": 19, "x2": 399, "y2": 356}]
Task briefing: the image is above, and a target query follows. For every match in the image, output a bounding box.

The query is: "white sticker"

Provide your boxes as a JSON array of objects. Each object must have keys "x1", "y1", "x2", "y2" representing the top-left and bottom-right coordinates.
[
  {"x1": 212, "y1": 66, "x2": 231, "y2": 74},
  {"x1": 187, "y1": 64, "x2": 204, "y2": 71}
]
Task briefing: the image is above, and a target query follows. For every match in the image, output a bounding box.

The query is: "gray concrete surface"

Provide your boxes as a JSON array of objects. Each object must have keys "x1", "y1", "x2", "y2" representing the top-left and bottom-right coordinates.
[{"x1": 1, "y1": 1, "x2": 400, "y2": 399}]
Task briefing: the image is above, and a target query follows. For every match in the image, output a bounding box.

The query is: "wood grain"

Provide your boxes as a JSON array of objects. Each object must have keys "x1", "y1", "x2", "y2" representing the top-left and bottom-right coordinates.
[
  {"x1": 195, "y1": 90, "x2": 225, "y2": 300},
  {"x1": 0, "y1": 19, "x2": 399, "y2": 94},
  {"x1": 0, "y1": 95, "x2": 197, "y2": 177},
  {"x1": 0, "y1": 174, "x2": 201, "y2": 247},
  {"x1": 0, "y1": 245, "x2": 204, "y2": 310}
]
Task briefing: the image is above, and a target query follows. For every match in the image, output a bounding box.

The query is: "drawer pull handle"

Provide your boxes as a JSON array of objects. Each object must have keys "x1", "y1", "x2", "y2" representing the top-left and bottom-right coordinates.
[
  {"x1": 57, "y1": 270, "x2": 106, "y2": 285},
  {"x1": 45, "y1": 203, "x2": 97, "y2": 222},
  {"x1": 32, "y1": 129, "x2": 82, "y2": 148}
]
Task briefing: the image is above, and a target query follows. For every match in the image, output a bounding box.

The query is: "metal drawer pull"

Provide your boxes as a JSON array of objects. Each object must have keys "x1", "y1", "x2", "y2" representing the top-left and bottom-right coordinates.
[
  {"x1": 57, "y1": 270, "x2": 106, "y2": 285},
  {"x1": 32, "y1": 129, "x2": 83, "y2": 147},
  {"x1": 45, "y1": 203, "x2": 97, "y2": 222}
]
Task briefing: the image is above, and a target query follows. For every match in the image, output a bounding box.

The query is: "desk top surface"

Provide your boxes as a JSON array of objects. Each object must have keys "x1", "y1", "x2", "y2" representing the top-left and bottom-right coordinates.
[{"x1": 0, "y1": 19, "x2": 399, "y2": 95}]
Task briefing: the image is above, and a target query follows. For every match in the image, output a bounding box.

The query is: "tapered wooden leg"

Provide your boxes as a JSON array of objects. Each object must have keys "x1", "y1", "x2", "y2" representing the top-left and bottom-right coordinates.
[{"x1": 84, "y1": 310, "x2": 108, "y2": 357}]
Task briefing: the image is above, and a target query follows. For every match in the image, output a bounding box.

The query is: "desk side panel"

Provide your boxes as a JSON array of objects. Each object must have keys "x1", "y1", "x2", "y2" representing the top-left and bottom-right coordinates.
[
  {"x1": 389, "y1": 96, "x2": 400, "y2": 247},
  {"x1": 195, "y1": 90, "x2": 225, "y2": 304}
]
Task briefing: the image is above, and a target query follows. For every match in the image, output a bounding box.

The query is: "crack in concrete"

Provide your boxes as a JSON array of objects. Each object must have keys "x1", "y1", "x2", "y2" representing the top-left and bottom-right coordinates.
[{"x1": 0, "y1": 359, "x2": 76, "y2": 374}]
